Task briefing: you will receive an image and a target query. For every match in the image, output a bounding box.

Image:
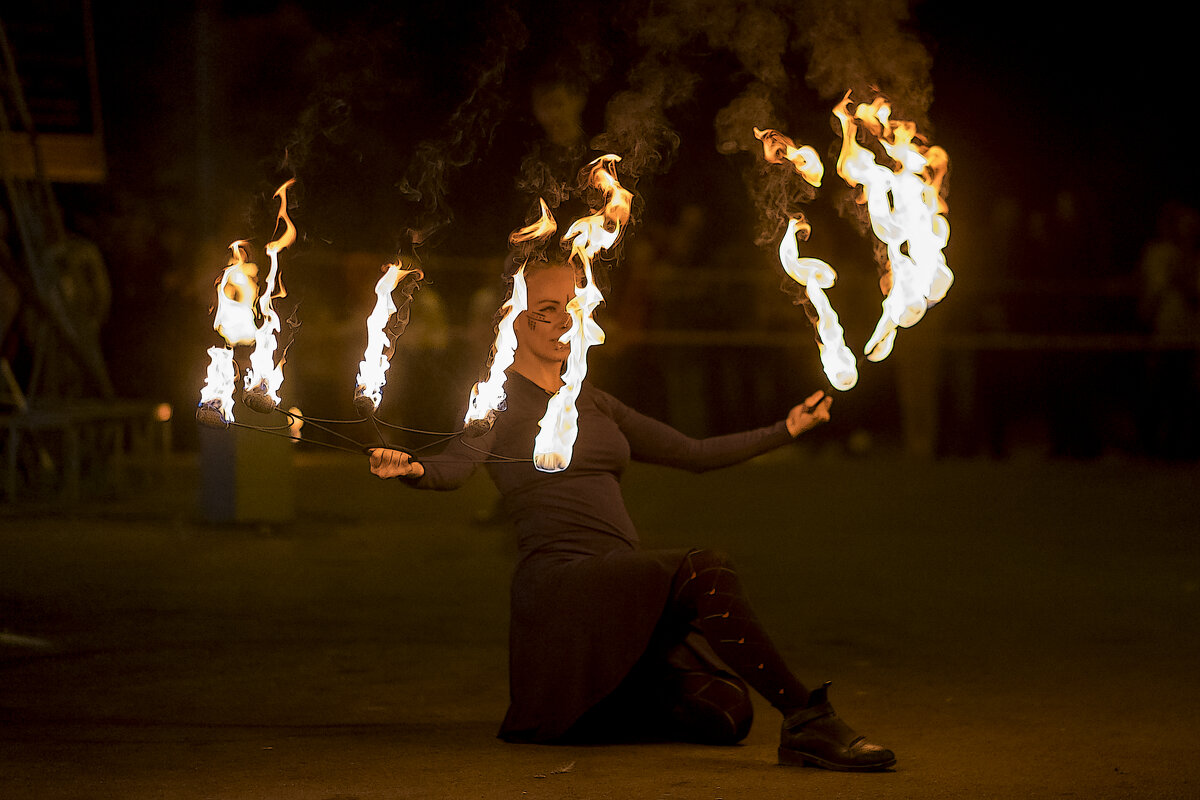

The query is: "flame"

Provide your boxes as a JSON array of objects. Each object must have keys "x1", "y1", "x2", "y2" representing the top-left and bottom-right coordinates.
[
  {"x1": 200, "y1": 240, "x2": 255, "y2": 420},
  {"x1": 778, "y1": 218, "x2": 857, "y2": 390},
  {"x1": 590, "y1": 156, "x2": 633, "y2": 236},
  {"x1": 213, "y1": 241, "x2": 259, "y2": 346},
  {"x1": 510, "y1": 197, "x2": 558, "y2": 244},
  {"x1": 833, "y1": 92, "x2": 952, "y2": 362},
  {"x1": 754, "y1": 127, "x2": 824, "y2": 187},
  {"x1": 243, "y1": 180, "x2": 297, "y2": 403},
  {"x1": 199, "y1": 346, "x2": 237, "y2": 422},
  {"x1": 265, "y1": 179, "x2": 298, "y2": 254},
  {"x1": 355, "y1": 263, "x2": 422, "y2": 411},
  {"x1": 754, "y1": 126, "x2": 852, "y2": 387},
  {"x1": 464, "y1": 266, "x2": 529, "y2": 427},
  {"x1": 465, "y1": 198, "x2": 560, "y2": 428},
  {"x1": 533, "y1": 155, "x2": 626, "y2": 473}
]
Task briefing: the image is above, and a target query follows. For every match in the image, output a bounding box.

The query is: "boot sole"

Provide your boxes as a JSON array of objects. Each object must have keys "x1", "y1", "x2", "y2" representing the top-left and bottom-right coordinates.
[{"x1": 778, "y1": 746, "x2": 896, "y2": 772}]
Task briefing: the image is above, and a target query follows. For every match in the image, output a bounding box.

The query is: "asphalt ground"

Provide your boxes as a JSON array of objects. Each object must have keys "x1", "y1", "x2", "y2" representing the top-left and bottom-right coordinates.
[{"x1": 2, "y1": 446, "x2": 1198, "y2": 799}]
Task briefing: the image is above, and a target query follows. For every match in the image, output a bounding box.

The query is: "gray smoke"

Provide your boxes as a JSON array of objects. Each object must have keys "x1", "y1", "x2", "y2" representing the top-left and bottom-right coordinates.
[
  {"x1": 590, "y1": 57, "x2": 694, "y2": 180},
  {"x1": 584, "y1": 0, "x2": 933, "y2": 201},
  {"x1": 801, "y1": 0, "x2": 934, "y2": 128},
  {"x1": 275, "y1": 5, "x2": 530, "y2": 258},
  {"x1": 396, "y1": 6, "x2": 530, "y2": 252},
  {"x1": 277, "y1": 0, "x2": 936, "y2": 273}
]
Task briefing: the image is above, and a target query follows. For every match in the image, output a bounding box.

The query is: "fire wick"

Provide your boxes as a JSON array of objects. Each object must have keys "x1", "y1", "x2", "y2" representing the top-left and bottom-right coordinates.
[
  {"x1": 353, "y1": 393, "x2": 389, "y2": 450},
  {"x1": 464, "y1": 410, "x2": 496, "y2": 438},
  {"x1": 195, "y1": 404, "x2": 229, "y2": 429},
  {"x1": 241, "y1": 386, "x2": 278, "y2": 415}
]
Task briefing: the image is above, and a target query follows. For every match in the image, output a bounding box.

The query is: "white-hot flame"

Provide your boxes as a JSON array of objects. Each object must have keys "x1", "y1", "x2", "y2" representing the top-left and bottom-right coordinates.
[
  {"x1": 465, "y1": 198, "x2": 560, "y2": 428},
  {"x1": 199, "y1": 346, "x2": 237, "y2": 422},
  {"x1": 213, "y1": 241, "x2": 258, "y2": 346},
  {"x1": 533, "y1": 155, "x2": 627, "y2": 473},
  {"x1": 464, "y1": 267, "x2": 529, "y2": 426},
  {"x1": 200, "y1": 241, "x2": 254, "y2": 419},
  {"x1": 778, "y1": 218, "x2": 857, "y2": 390},
  {"x1": 833, "y1": 92, "x2": 952, "y2": 362},
  {"x1": 243, "y1": 179, "x2": 297, "y2": 403},
  {"x1": 355, "y1": 263, "x2": 421, "y2": 411}
]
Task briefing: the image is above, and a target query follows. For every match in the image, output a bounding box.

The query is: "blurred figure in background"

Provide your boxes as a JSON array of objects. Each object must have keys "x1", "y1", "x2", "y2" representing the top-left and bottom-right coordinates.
[{"x1": 1138, "y1": 201, "x2": 1200, "y2": 459}]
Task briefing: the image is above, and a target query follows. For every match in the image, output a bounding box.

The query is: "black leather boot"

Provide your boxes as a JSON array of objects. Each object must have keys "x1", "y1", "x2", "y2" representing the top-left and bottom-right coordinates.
[{"x1": 778, "y1": 682, "x2": 896, "y2": 771}]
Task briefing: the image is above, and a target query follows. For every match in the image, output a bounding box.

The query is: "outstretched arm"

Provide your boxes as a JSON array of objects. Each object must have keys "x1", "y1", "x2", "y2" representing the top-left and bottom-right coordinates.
[{"x1": 605, "y1": 388, "x2": 833, "y2": 473}]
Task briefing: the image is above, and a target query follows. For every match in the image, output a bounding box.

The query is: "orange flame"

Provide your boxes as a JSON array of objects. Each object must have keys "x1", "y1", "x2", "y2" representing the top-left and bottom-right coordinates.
[
  {"x1": 754, "y1": 127, "x2": 853, "y2": 388},
  {"x1": 212, "y1": 241, "x2": 258, "y2": 346},
  {"x1": 778, "y1": 218, "x2": 857, "y2": 390},
  {"x1": 466, "y1": 199, "x2": 559, "y2": 429},
  {"x1": 200, "y1": 240, "x2": 256, "y2": 420},
  {"x1": 244, "y1": 180, "x2": 297, "y2": 404},
  {"x1": 265, "y1": 179, "x2": 298, "y2": 254},
  {"x1": 533, "y1": 155, "x2": 626, "y2": 473},
  {"x1": 754, "y1": 127, "x2": 824, "y2": 187},
  {"x1": 589, "y1": 156, "x2": 633, "y2": 236},
  {"x1": 833, "y1": 91, "x2": 952, "y2": 362},
  {"x1": 509, "y1": 197, "x2": 558, "y2": 244}
]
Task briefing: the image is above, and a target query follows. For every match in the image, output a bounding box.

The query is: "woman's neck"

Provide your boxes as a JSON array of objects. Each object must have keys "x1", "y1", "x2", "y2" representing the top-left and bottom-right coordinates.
[{"x1": 511, "y1": 353, "x2": 564, "y2": 394}]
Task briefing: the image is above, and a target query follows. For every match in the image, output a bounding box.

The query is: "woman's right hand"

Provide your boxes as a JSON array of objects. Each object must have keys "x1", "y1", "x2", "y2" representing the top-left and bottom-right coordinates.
[{"x1": 368, "y1": 448, "x2": 425, "y2": 480}]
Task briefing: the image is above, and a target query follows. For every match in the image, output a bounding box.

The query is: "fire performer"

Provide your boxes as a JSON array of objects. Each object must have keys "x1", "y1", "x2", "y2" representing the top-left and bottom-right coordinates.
[{"x1": 368, "y1": 261, "x2": 894, "y2": 771}]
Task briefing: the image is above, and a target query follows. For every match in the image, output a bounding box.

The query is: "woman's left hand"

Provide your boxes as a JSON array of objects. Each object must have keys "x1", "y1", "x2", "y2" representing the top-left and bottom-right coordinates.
[{"x1": 786, "y1": 390, "x2": 833, "y2": 437}]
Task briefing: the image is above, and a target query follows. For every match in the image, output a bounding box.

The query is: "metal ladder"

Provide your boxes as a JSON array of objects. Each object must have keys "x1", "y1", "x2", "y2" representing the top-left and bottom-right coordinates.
[{"x1": 0, "y1": 14, "x2": 113, "y2": 402}]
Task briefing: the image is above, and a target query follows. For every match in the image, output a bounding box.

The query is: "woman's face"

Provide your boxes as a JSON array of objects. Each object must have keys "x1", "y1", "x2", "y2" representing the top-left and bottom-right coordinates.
[{"x1": 516, "y1": 266, "x2": 575, "y2": 365}]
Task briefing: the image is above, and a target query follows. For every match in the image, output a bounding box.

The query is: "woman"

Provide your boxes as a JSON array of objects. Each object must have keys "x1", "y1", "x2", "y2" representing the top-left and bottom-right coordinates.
[{"x1": 369, "y1": 262, "x2": 894, "y2": 771}]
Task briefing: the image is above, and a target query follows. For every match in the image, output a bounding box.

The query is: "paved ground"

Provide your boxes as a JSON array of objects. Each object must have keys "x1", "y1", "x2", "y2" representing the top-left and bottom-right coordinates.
[{"x1": 2, "y1": 446, "x2": 1198, "y2": 799}]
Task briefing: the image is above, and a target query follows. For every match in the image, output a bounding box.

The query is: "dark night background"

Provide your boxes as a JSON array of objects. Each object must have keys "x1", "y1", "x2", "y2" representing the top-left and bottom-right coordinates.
[{"x1": 4, "y1": 0, "x2": 1198, "y2": 457}]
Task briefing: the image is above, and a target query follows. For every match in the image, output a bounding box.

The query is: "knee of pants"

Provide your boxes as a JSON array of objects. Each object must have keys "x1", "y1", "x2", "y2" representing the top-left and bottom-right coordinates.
[
  {"x1": 688, "y1": 548, "x2": 737, "y2": 574},
  {"x1": 672, "y1": 671, "x2": 754, "y2": 745}
]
